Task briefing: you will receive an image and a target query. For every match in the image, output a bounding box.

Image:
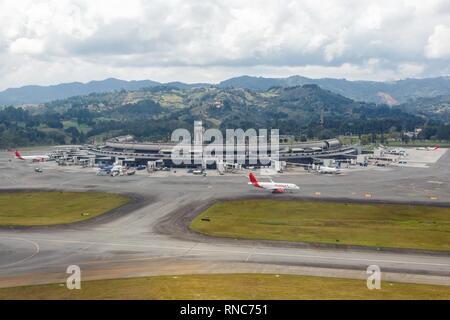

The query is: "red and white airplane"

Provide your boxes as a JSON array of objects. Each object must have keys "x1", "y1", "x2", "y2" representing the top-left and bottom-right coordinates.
[
  {"x1": 431, "y1": 145, "x2": 440, "y2": 151},
  {"x1": 14, "y1": 151, "x2": 50, "y2": 162},
  {"x1": 248, "y1": 172, "x2": 299, "y2": 193}
]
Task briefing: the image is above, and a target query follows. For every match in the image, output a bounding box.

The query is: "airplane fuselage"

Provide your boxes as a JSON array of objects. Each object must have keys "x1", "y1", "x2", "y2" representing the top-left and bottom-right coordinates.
[
  {"x1": 248, "y1": 172, "x2": 299, "y2": 193},
  {"x1": 251, "y1": 181, "x2": 299, "y2": 190},
  {"x1": 15, "y1": 151, "x2": 50, "y2": 162},
  {"x1": 318, "y1": 166, "x2": 341, "y2": 174}
]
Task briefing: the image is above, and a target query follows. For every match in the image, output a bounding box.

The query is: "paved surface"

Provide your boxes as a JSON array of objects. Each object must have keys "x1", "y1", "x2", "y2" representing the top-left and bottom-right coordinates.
[{"x1": 0, "y1": 149, "x2": 450, "y2": 288}]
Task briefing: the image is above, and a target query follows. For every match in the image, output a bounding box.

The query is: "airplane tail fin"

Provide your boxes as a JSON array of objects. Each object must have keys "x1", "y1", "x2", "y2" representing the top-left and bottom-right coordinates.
[
  {"x1": 435, "y1": 145, "x2": 440, "y2": 150},
  {"x1": 15, "y1": 151, "x2": 25, "y2": 160},
  {"x1": 248, "y1": 172, "x2": 260, "y2": 187}
]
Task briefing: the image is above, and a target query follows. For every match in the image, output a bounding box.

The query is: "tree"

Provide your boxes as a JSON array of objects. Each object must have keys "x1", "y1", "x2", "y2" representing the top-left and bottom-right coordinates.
[
  {"x1": 360, "y1": 134, "x2": 371, "y2": 145},
  {"x1": 437, "y1": 125, "x2": 450, "y2": 140}
]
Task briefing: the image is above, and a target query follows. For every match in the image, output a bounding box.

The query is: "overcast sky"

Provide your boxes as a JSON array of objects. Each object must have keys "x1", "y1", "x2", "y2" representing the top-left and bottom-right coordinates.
[{"x1": 1, "y1": 0, "x2": 450, "y2": 90}]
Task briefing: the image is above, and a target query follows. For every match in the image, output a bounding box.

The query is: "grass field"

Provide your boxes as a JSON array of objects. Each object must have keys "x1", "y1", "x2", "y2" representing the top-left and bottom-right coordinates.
[
  {"x1": 62, "y1": 120, "x2": 92, "y2": 134},
  {"x1": 0, "y1": 192, "x2": 129, "y2": 226},
  {"x1": 0, "y1": 274, "x2": 448, "y2": 300},
  {"x1": 158, "y1": 93, "x2": 184, "y2": 108},
  {"x1": 191, "y1": 200, "x2": 450, "y2": 251},
  {"x1": 338, "y1": 135, "x2": 361, "y2": 145}
]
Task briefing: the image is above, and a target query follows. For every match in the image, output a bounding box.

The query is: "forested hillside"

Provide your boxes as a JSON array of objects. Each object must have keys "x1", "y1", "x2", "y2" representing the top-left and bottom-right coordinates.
[{"x1": 1, "y1": 85, "x2": 448, "y2": 148}]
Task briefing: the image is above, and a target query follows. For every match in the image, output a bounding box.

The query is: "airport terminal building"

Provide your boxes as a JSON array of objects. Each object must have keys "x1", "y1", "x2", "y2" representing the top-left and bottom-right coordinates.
[{"x1": 87, "y1": 136, "x2": 356, "y2": 168}]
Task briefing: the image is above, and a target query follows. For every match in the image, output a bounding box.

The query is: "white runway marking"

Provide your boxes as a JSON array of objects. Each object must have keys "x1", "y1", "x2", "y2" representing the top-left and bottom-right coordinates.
[
  {"x1": 0, "y1": 237, "x2": 40, "y2": 268},
  {"x1": 427, "y1": 181, "x2": 444, "y2": 184},
  {"x1": 250, "y1": 251, "x2": 450, "y2": 267},
  {"x1": 9, "y1": 236, "x2": 450, "y2": 268}
]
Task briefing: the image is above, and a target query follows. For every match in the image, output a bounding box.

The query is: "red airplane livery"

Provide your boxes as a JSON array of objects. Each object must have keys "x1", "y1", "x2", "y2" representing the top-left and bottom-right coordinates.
[
  {"x1": 14, "y1": 151, "x2": 50, "y2": 162},
  {"x1": 248, "y1": 172, "x2": 299, "y2": 193}
]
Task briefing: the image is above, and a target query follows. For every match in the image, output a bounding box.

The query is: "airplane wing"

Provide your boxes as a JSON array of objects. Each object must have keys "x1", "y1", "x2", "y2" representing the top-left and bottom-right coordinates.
[{"x1": 264, "y1": 185, "x2": 285, "y2": 192}]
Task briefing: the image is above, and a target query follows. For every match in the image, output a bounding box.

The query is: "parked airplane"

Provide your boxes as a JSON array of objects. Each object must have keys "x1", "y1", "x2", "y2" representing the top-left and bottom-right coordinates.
[
  {"x1": 14, "y1": 151, "x2": 50, "y2": 162},
  {"x1": 428, "y1": 145, "x2": 440, "y2": 151},
  {"x1": 416, "y1": 145, "x2": 440, "y2": 151},
  {"x1": 248, "y1": 172, "x2": 299, "y2": 193},
  {"x1": 96, "y1": 169, "x2": 110, "y2": 176},
  {"x1": 110, "y1": 165, "x2": 124, "y2": 176},
  {"x1": 317, "y1": 165, "x2": 342, "y2": 174},
  {"x1": 98, "y1": 164, "x2": 113, "y2": 171},
  {"x1": 192, "y1": 168, "x2": 207, "y2": 176}
]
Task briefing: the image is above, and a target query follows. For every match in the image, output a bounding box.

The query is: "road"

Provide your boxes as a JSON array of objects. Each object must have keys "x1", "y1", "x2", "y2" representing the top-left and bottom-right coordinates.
[{"x1": 0, "y1": 149, "x2": 450, "y2": 288}]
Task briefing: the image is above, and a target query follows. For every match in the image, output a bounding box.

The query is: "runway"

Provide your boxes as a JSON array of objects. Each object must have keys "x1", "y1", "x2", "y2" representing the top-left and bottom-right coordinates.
[{"x1": 0, "y1": 149, "x2": 450, "y2": 288}]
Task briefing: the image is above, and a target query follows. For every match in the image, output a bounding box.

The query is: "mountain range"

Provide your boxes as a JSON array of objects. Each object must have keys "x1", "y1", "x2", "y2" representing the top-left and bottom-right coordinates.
[
  {"x1": 2, "y1": 75, "x2": 450, "y2": 106},
  {"x1": 217, "y1": 75, "x2": 450, "y2": 105},
  {"x1": 2, "y1": 82, "x2": 449, "y2": 149}
]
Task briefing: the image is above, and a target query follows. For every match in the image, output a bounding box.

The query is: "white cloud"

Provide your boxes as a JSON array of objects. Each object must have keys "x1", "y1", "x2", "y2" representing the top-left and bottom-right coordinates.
[
  {"x1": 425, "y1": 25, "x2": 450, "y2": 59},
  {"x1": 0, "y1": 0, "x2": 450, "y2": 90},
  {"x1": 9, "y1": 38, "x2": 45, "y2": 55},
  {"x1": 397, "y1": 63, "x2": 425, "y2": 78}
]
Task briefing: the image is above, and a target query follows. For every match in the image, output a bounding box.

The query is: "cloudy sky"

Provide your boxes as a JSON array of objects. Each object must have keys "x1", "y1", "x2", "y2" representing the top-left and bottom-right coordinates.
[{"x1": 1, "y1": 0, "x2": 450, "y2": 90}]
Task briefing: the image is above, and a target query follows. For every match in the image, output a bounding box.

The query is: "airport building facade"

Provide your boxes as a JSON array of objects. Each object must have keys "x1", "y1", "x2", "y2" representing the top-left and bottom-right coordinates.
[{"x1": 87, "y1": 136, "x2": 356, "y2": 168}]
